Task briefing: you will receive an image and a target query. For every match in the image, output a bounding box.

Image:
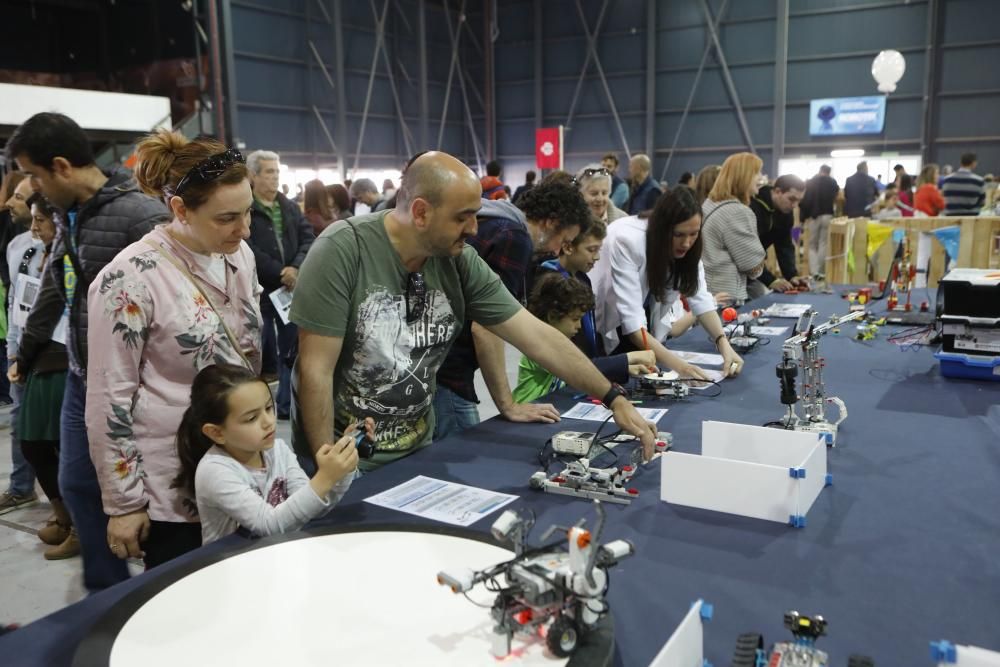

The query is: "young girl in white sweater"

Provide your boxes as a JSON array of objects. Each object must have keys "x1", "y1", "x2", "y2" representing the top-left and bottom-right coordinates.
[{"x1": 174, "y1": 364, "x2": 360, "y2": 545}]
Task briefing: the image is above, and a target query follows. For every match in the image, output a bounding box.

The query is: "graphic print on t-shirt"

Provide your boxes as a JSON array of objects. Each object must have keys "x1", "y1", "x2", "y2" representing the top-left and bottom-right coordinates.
[{"x1": 340, "y1": 285, "x2": 457, "y2": 451}]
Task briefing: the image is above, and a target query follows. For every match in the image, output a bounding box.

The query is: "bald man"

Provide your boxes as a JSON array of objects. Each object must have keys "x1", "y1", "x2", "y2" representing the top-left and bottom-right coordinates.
[
  {"x1": 290, "y1": 151, "x2": 657, "y2": 473},
  {"x1": 626, "y1": 153, "x2": 663, "y2": 215}
]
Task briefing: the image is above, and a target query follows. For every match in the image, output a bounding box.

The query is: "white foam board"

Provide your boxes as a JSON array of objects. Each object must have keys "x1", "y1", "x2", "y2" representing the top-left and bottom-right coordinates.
[
  {"x1": 797, "y1": 440, "x2": 828, "y2": 517},
  {"x1": 648, "y1": 600, "x2": 705, "y2": 667},
  {"x1": 661, "y1": 451, "x2": 798, "y2": 524},
  {"x1": 702, "y1": 420, "x2": 820, "y2": 467}
]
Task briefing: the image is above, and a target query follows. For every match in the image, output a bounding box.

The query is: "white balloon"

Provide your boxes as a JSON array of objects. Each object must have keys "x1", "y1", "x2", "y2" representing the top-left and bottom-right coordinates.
[{"x1": 872, "y1": 50, "x2": 906, "y2": 93}]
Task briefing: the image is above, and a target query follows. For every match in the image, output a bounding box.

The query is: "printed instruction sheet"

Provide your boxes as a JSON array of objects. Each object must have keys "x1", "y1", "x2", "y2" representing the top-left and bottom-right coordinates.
[
  {"x1": 562, "y1": 402, "x2": 668, "y2": 423},
  {"x1": 672, "y1": 350, "x2": 724, "y2": 366},
  {"x1": 763, "y1": 303, "x2": 813, "y2": 318},
  {"x1": 364, "y1": 476, "x2": 518, "y2": 527}
]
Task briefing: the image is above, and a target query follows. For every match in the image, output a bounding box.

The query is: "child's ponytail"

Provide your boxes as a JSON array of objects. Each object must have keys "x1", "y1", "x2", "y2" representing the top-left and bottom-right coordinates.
[{"x1": 172, "y1": 363, "x2": 264, "y2": 497}]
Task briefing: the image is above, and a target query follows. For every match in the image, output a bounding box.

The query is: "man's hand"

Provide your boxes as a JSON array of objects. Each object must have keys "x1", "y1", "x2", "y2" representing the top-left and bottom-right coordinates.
[
  {"x1": 790, "y1": 275, "x2": 810, "y2": 288},
  {"x1": 626, "y1": 350, "x2": 657, "y2": 377},
  {"x1": 609, "y1": 396, "x2": 657, "y2": 460},
  {"x1": 280, "y1": 266, "x2": 299, "y2": 289},
  {"x1": 107, "y1": 509, "x2": 151, "y2": 559},
  {"x1": 500, "y1": 402, "x2": 561, "y2": 424},
  {"x1": 720, "y1": 344, "x2": 744, "y2": 377},
  {"x1": 769, "y1": 278, "x2": 793, "y2": 292},
  {"x1": 677, "y1": 361, "x2": 711, "y2": 381},
  {"x1": 6, "y1": 360, "x2": 23, "y2": 385}
]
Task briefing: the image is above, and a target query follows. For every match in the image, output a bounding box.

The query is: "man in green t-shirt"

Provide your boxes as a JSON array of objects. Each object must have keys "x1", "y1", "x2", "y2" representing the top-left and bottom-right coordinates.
[{"x1": 290, "y1": 151, "x2": 656, "y2": 472}]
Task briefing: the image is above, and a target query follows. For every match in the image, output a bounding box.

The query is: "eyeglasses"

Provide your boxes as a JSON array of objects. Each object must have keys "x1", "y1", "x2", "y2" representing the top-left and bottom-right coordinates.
[
  {"x1": 19, "y1": 246, "x2": 37, "y2": 274},
  {"x1": 405, "y1": 272, "x2": 426, "y2": 324},
  {"x1": 175, "y1": 148, "x2": 245, "y2": 196}
]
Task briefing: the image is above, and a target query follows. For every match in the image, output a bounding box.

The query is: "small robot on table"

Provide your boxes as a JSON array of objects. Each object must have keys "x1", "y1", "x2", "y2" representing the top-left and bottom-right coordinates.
[
  {"x1": 437, "y1": 501, "x2": 634, "y2": 659},
  {"x1": 731, "y1": 610, "x2": 874, "y2": 667}
]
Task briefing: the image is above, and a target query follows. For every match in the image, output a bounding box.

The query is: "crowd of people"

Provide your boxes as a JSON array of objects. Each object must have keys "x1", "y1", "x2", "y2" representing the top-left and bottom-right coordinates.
[{"x1": 0, "y1": 111, "x2": 995, "y2": 606}]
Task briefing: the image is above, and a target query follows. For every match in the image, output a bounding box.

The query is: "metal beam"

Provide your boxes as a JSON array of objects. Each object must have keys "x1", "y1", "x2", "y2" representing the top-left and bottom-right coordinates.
[
  {"x1": 309, "y1": 41, "x2": 338, "y2": 93},
  {"x1": 564, "y1": 0, "x2": 609, "y2": 135},
  {"x1": 374, "y1": 0, "x2": 415, "y2": 157},
  {"x1": 699, "y1": 0, "x2": 754, "y2": 154},
  {"x1": 331, "y1": 0, "x2": 349, "y2": 179},
  {"x1": 572, "y1": 0, "x2": 631, "y2": 159},
  {"x1": 920, "y1": 0, "x2": 942, "y2": 163},
  {"x1": 644, "y1": 0, "x2": 655, "y2": 159},
  {"x1": 444, "y1": 0, "x2": 484, "y2": 172},
  {"x1": 484, "y1": 0, "x2": 496, "y2": 160},
  {"x1": 206, "y1": 0, "x2": 227, "y2": 142},
  {"x1": 190, "y1": 0, "x2": 208, "y2": 136},
  {"x1": 220, "y1": 0, "x2": 240, "y2": 144},
  {"x1": 771, "y1": 0, "x2": 788, "y2": 177},
  {"x1": 418, "y1": 0, "x2": 429, "y2": 149},
  {"x1": 533, "y1": 0, "x2": 542, "y2": 129},
  {"x1": 436, "y1": 0, "x2": 465, "y2": 150},
  {"x1": 660, "y1": 0, "x2": 730, "y2": 181},
  {"x1": 312, "y1": 106, "x2": 340, "y2": 155},
  {"x1": 305, "y1": 0, "x2": 317, "y2": 168}
]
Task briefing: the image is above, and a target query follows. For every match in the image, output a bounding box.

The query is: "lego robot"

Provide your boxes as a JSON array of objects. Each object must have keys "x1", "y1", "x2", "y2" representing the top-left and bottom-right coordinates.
[
  {"x1": 774, "y1": 310, "x2": 863, "y2": 446},
  {"x1": 638, "y1": 370, "x2": 691, "y2": 398},
  {"x1": 437, "y1": 502, "x2": 634, "y2": 659},
  {"x1": 722, "y1": 307, "x2": 768, "y2": 353},
  {"x1": 731, "y1": 611, "x2": 874, "y2": 667},
  {"x1": 530, "y1": 434, "x2": 672, "y2": 505}
]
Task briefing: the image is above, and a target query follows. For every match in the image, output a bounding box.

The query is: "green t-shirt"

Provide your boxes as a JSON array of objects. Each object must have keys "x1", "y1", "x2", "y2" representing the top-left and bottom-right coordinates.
[
  {"x1": 255, "y1": 197, "x2": 284, "y2": 258},
  {"x1": 513, "y1": 355, "x2": 564, "y2": 404},
  {"x1": 289, "y1": 211, "x2": 522, "y2": 470}
]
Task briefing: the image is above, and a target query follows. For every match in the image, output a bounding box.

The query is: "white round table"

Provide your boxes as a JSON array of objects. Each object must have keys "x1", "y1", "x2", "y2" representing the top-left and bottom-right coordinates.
[{"x1": 108, "y1": 531, "x2": 570, "y2": 666}]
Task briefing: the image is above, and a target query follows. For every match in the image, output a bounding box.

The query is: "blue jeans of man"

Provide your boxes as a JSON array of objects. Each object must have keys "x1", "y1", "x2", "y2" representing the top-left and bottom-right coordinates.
[
  {"x1": 6, "y1": 382, "x2": 35, "y2": 496},
  {"x1": 262, "y1": 311, "x2": 296, "y2": 416},
  {"x1": 432, "y1": 385, "x2": 481, "y2": 441},
  {"x1": 59, "y1": 371, "x2": 129, "y2": 592}
]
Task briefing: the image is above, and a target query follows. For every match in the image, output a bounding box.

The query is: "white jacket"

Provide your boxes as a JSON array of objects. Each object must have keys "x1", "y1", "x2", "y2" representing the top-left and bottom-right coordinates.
[{"x1": 588, "y1": 215, "x2": 715, "y2": 352}]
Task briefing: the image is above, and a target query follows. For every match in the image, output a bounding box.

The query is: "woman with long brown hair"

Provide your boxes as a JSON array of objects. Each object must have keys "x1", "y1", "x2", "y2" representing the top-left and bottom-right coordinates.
[{"x1": 701, "y1": 153, "x2": 767, "y2": 304}]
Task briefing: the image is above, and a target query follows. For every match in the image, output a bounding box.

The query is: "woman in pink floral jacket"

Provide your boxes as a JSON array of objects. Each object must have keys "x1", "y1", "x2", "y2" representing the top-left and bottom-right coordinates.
[{"x1": 86, "y1": 131, "x2": 262, "y2": 568}]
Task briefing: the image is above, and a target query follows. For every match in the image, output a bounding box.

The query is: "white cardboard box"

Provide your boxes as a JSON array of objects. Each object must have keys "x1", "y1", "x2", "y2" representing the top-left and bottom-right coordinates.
[
  {"x1": 661, "y1": 421, "x2": 827, "y2": 527},
  {"x1": 648, "y1": 599, "x2": 712, "y2": 667}
]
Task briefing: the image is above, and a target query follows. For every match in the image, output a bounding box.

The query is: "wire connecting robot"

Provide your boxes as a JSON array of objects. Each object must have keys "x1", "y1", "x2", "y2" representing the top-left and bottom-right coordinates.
[
  {"x1": 773, "y1": 310, "x2": 864, "y2": 446},
  {"x1": 437, "y1": 502, "x2": 634, "y2": 659},
  {"x1": 731, "y1": 611, "x2": 874, "y2": 667}
]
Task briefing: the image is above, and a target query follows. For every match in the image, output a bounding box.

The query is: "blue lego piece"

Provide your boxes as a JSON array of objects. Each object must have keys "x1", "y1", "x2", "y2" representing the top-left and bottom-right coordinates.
[
  {"x1": 700, "y1": 603, "x2": 714, "y2": 622},
  {"x1": 825, "y1": 473, "x2": 833, "y2": 487},
  {"x1": 788, "y1": 514, "x2": 807, "y2": 528},
  {"x1": 930, "y1": 640, "x2": 957, "y2": 663},
  {"x1": 703, "y1": 661, "x2": 713, "y2": 667},
  {"x1": 788, "y1": 467, "x2": 807, "y2": 479},
  {"x1": 824, "y1": 432, "x2": 834, "y2": 445},
  {"x1": 572, "y1": 392, "x2": 588, "y2": 400}
]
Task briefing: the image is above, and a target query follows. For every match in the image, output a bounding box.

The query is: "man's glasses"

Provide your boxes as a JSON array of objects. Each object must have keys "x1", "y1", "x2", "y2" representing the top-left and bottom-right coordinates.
[
  {"x1": 19, "y1": 246, "x2": 37, "y2": 275},
  {"x1": 175, "y1": 148, "x2": 245, "y2": 196},
  {"x1": 405, "y1": 272, "x2": 426, "y2": 324}
]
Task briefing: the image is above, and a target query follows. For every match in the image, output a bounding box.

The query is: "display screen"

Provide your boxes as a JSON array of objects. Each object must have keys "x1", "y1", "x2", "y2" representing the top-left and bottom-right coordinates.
[{"x1": 809, "y1": 96, "x2": 886, "y2": 135}]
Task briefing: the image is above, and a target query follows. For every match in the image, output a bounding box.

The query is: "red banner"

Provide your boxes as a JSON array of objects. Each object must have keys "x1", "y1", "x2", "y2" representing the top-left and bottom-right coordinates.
[{"x1": 535, "y1": 127, "x2": 561, "y2": 169}]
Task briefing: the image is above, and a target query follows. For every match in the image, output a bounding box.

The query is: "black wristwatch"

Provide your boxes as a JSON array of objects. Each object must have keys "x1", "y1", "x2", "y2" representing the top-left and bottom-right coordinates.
[{"x1": 601, "y1": 383, "x2": 628, "y2": 409}]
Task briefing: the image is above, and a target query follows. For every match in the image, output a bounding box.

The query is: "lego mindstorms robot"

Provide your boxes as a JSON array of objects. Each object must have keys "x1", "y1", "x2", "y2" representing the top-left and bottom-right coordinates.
[{"x1": 437, "y1": 501, "x2": 633, "y2": 659}]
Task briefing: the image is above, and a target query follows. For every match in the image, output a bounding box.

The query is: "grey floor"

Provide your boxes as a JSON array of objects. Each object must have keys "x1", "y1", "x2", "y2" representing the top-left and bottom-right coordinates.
[{"x1": 0, "y1": 347, "x2": 514, "y2": 626}]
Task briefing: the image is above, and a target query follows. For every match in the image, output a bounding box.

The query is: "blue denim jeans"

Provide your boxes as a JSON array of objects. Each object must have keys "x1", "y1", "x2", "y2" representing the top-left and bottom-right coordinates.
[
  {"x1": 432, "y1": 385, "x2": 481, "y2": 441},
  {"x1": 58, "y1": 371, "x2": 130, "y2": 592},
  {"x1": 6, "y1": 382, "x2": 35, "y2": 496},
  {"x1": 262, "y1": 311, "x2": 296, "y2": 416}
]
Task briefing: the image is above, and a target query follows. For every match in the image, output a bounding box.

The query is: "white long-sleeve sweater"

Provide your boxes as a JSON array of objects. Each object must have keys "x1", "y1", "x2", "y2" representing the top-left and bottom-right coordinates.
[{"x1": 195, "y1": 438, "x2": 352, "y2": 544}]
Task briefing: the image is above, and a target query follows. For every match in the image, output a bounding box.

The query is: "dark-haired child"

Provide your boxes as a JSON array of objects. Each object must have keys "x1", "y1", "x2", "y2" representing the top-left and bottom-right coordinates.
[
  {"x1": 175, "y1": 364, "x2": 358, "y2": 545},
  {"x1": 513, "y1": 274, "x2": 655, "y2": 403}
]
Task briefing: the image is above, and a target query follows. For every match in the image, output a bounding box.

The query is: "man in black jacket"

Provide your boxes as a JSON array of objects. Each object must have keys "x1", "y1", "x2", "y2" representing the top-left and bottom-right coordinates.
[
  {"x1": 6, "y1": 112, "x2": 169, "y2": 591},
  {"x1": 749, "y1": 175, "x2": 808, "y2": 296},
  {"x1": 246, "y1": 150, "x2": 315, "y2": 419}
]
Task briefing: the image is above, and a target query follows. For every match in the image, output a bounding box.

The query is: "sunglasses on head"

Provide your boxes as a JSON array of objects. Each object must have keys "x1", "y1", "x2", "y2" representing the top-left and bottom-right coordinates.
[
  {"x1": 405, "y1": 272, "x2": 426, "y2": 324},
  {"x1": 573, "y1": 167, "x2": 611, "y2": 186},
  {"x1": 175, "y1": 148, "x2": 245, "y2": 196}
]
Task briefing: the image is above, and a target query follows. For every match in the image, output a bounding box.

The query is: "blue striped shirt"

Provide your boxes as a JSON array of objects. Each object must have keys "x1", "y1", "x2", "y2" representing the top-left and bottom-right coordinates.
[{"x1": 941, "y1": 168, "x2": 985, "y2": 216}]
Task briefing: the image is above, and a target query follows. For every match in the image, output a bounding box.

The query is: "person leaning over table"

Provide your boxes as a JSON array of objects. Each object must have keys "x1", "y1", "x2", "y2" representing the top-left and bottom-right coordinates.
[
  {"x1": 589, "y1": 185, "x2": 745, "y2": 382},
  {"x1": 289, "y1": 151, "x2": 658, "y2": 474},
  {"x1": 86, "y1": 131, "x2": 264, "y2": 568}
]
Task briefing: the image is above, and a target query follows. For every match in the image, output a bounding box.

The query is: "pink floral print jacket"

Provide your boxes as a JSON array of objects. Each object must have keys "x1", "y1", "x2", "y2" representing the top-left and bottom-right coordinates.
[{"x1": 86, "y1": 226, "x2": 263, "y2": 522}]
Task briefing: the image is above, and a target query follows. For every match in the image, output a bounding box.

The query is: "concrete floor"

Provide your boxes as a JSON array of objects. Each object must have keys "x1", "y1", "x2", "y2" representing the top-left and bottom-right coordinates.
[{"x1": 0, "y1": 350, "x2": 513, "y2": 626}]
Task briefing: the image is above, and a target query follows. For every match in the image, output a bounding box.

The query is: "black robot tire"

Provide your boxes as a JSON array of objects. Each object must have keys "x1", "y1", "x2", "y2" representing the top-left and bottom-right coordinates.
[
  {"x1": 731, "y1": 633, "x2": 764, "y2": 667},
  {"x1": 546, "y1": 616, "x2": 580, "y2": 658},
  {"x1": 847, "y1": 655, "x2": 875, "y2": 667}
]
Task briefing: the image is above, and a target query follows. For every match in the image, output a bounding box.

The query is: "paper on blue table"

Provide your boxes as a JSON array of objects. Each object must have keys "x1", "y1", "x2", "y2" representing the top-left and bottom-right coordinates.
[
  {"x1": 673, "y1": 350, "x2": 724, "y2": 366},
  {"x1": 363, "y1": 475, "x2": 518, "y2": 527},
  {"x1": 562, "y1": 402, "x2": 668, "y2": 423},
  {"x1": 763, "y1": 303, "x2": 812, "y2": 318}
]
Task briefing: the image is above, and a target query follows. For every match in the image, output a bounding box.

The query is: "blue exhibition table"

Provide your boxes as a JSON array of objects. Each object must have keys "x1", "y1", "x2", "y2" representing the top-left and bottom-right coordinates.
[{"x1": 2, "y1": 290, "x2": 998, "y2": 666}]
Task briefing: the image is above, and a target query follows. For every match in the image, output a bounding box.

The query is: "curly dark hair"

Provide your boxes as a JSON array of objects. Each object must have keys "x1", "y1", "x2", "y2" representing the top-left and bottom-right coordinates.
[
  {"x1": 646, "y1": 185, "x2": 703, "y2": 301},
  {"x1": 517, "y1": 180, "x2": 591, "y2": 238},
  {"x1": 528, "y1": 272, "x2": 595, "y2": 323}
]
